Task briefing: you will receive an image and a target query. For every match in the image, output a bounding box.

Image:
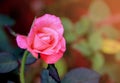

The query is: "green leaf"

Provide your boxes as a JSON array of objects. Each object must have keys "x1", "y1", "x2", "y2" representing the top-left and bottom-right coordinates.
[
  {"x1": 0, "y1": 14, "x2": 15, "y2": 26},
  {"x1": 41, "y1": 69, "x2": 57, "y2": 83},
  {"x1": 64, "y1": 32, "x2": 76, "y2": 43},
  {"x1": 47, "y1": 64, "x2": 60, "y2": 83},
  {"x1": 0, "y1": 15, "x2": 15, "y2": 52},
  {"x1": 99, "y1": 25, "x2": 120, "y2": 39},
  {"x1": 41, "y1": 69, "x2": 49, "y2": 83},
  {"x1": 88, "y1": 32, "x2": 103, "y2": 51},
  {"x1": 55, "y1": 58, "x2": 67, "y2": 77},
  {"x1": 61, "y1": 18, "x2": 76, "y2": 43},
  {"x1": 0, "y1": 27, "x2": 15, "y2": 53},
  {"x1": 61, "y1": 68, "x2": 100, "y2": 83},
  {"x1": 43, "y1": 58, "x2": 67, "y2": 77},
  {"x1": 25, "y1": 53, "x2": 37, "y2": 65},
  {"x1": 75, "y1": 17, "x2": 90, "y2": 36},
  {"x1": 0, "y1": 52, "x2": 18, "y2": 73},
  {"x1": 0, "y1": 15, "x2": 15, "y2": 53},
  {"x1": 91, "y1": 52, "x2": 105, "y2": 71},
  {"x1": 73, "y1": 40, "x2": 91, "y2": 56},
  {"x1": 61, "y1": 18, "x2": 73, "y2": 32}
]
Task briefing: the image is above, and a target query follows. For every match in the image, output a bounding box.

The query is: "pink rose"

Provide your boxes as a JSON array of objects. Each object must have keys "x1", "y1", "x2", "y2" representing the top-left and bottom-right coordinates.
[{"x1": 16, "y1": 14, "x2": 66, "y2": 64}]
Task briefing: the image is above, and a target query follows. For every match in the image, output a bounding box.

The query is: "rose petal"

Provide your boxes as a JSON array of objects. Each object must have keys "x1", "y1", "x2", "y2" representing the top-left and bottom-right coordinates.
[
  {"x1": 16, "y1": 35, "x2": 27, "y2": 49},
  {"x1": 43, "y1": 28, "x2": 59, "y2": 49},
  {"x1": 53, "y1": 37, "x2": 66, "y2": 53},
  {"x1": 33, "y1": 35, "x2": 50, "y2": 50},
  {"x1": 40, "y1": 37, "x2": 66, "y2": 63},
  {"x1": 40, "y1": 52, "x2": 63, "y2": 64},
  {"x1": 38, "y1": 33, "x2": 51, "y2": 43},
  {"x1": 60, "y1": 37, "x2": 66, "y2": 52},
  {"x1": 28, "y1": 48, "x2": 38, "y2": 58},
  {"x1": 34, "y1": 14, "x2": 64, "y2": 35},
  {"x1": 41, "y1": 49, "x2": 55, "y2": 55},
  {"x1": 27, "y1": 27, "x2": 36, "y2": 47}
]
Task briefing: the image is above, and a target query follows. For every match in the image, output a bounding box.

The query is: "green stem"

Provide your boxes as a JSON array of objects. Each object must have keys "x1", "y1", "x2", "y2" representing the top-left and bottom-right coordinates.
[{"x1": 20, "y1": 50, "x2": 29, "y2": 83}]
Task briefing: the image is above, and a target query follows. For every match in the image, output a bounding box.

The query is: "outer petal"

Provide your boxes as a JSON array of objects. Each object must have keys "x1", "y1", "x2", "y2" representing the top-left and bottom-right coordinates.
[
  {"x1": 34, "y1": 14, "x2": 64, "y2": 35},
  {"x1": 16, "y1": 35, "x2": 27, "y2": 49},
  {"x1": 40, "y1": 51, "x2": 63, "y2": 64},
  {"x1": 40, "y1": 37, "x2": 66, "y2": 64},
  {"x1": 27, "y1": 27, "x2": 36, "y2": 47},
  {"x1": 28, "y1": 48, "x2": 38, "y2": 58},
  {"x1": 60, "y1": 37, "x2": 66, "y2": 52}
]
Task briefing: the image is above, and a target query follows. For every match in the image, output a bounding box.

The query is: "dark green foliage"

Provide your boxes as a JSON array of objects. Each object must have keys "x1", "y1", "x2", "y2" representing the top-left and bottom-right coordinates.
[
  {"x1": 47, "y1": 64, "x2": 60, "y2": 83},
  {"x1": 41, "y1": 69, "x2": 57, "y2": 83},
  {"x1": 0, "y1": 14, "x2": 15, "y2": 53},
  {"x1": 0, "y1": 14, "x2": 15, "y2": 26},
  {"x1": 0, "y1": 52, "x2": 18, "y2": 73},
  {"x1": 61, "y1": 68, "x2": 100, "y2": 83},
  {"x1": 25, "y1": 53, "x2": 37, "y2": 65},
  {"x1": 41, "y1": 68, "x2": 100, "y2": 83}
]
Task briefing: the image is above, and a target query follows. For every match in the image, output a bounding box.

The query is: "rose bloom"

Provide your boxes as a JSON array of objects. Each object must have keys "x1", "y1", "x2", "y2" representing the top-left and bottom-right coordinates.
[{"x1": 16, "y1": 14, "x2": 66, "y2": 64}]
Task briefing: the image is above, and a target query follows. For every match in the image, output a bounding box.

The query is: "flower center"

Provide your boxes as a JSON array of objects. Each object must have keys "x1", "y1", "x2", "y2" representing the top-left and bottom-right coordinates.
[
  {"x1": 38, "y1": 33, "x2": 51, "y2": 43},
  {"x1": 33, "y1": 27, "x2": 58, "y2": 51}
]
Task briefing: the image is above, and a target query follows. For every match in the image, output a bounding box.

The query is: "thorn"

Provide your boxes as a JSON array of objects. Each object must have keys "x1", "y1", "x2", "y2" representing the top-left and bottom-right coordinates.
[
  {"x1": 30, "y1": 16, "x2": 36, "y2": 29},
  {"x1": 4, "y1": 25, "x2": 17, "y2": 37}
]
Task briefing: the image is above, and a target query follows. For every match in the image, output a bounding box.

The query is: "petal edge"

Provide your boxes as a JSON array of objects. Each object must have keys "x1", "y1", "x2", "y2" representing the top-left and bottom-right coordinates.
[{"x1": 16, "y1": 35, "x2": 27, "y2": 49}]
